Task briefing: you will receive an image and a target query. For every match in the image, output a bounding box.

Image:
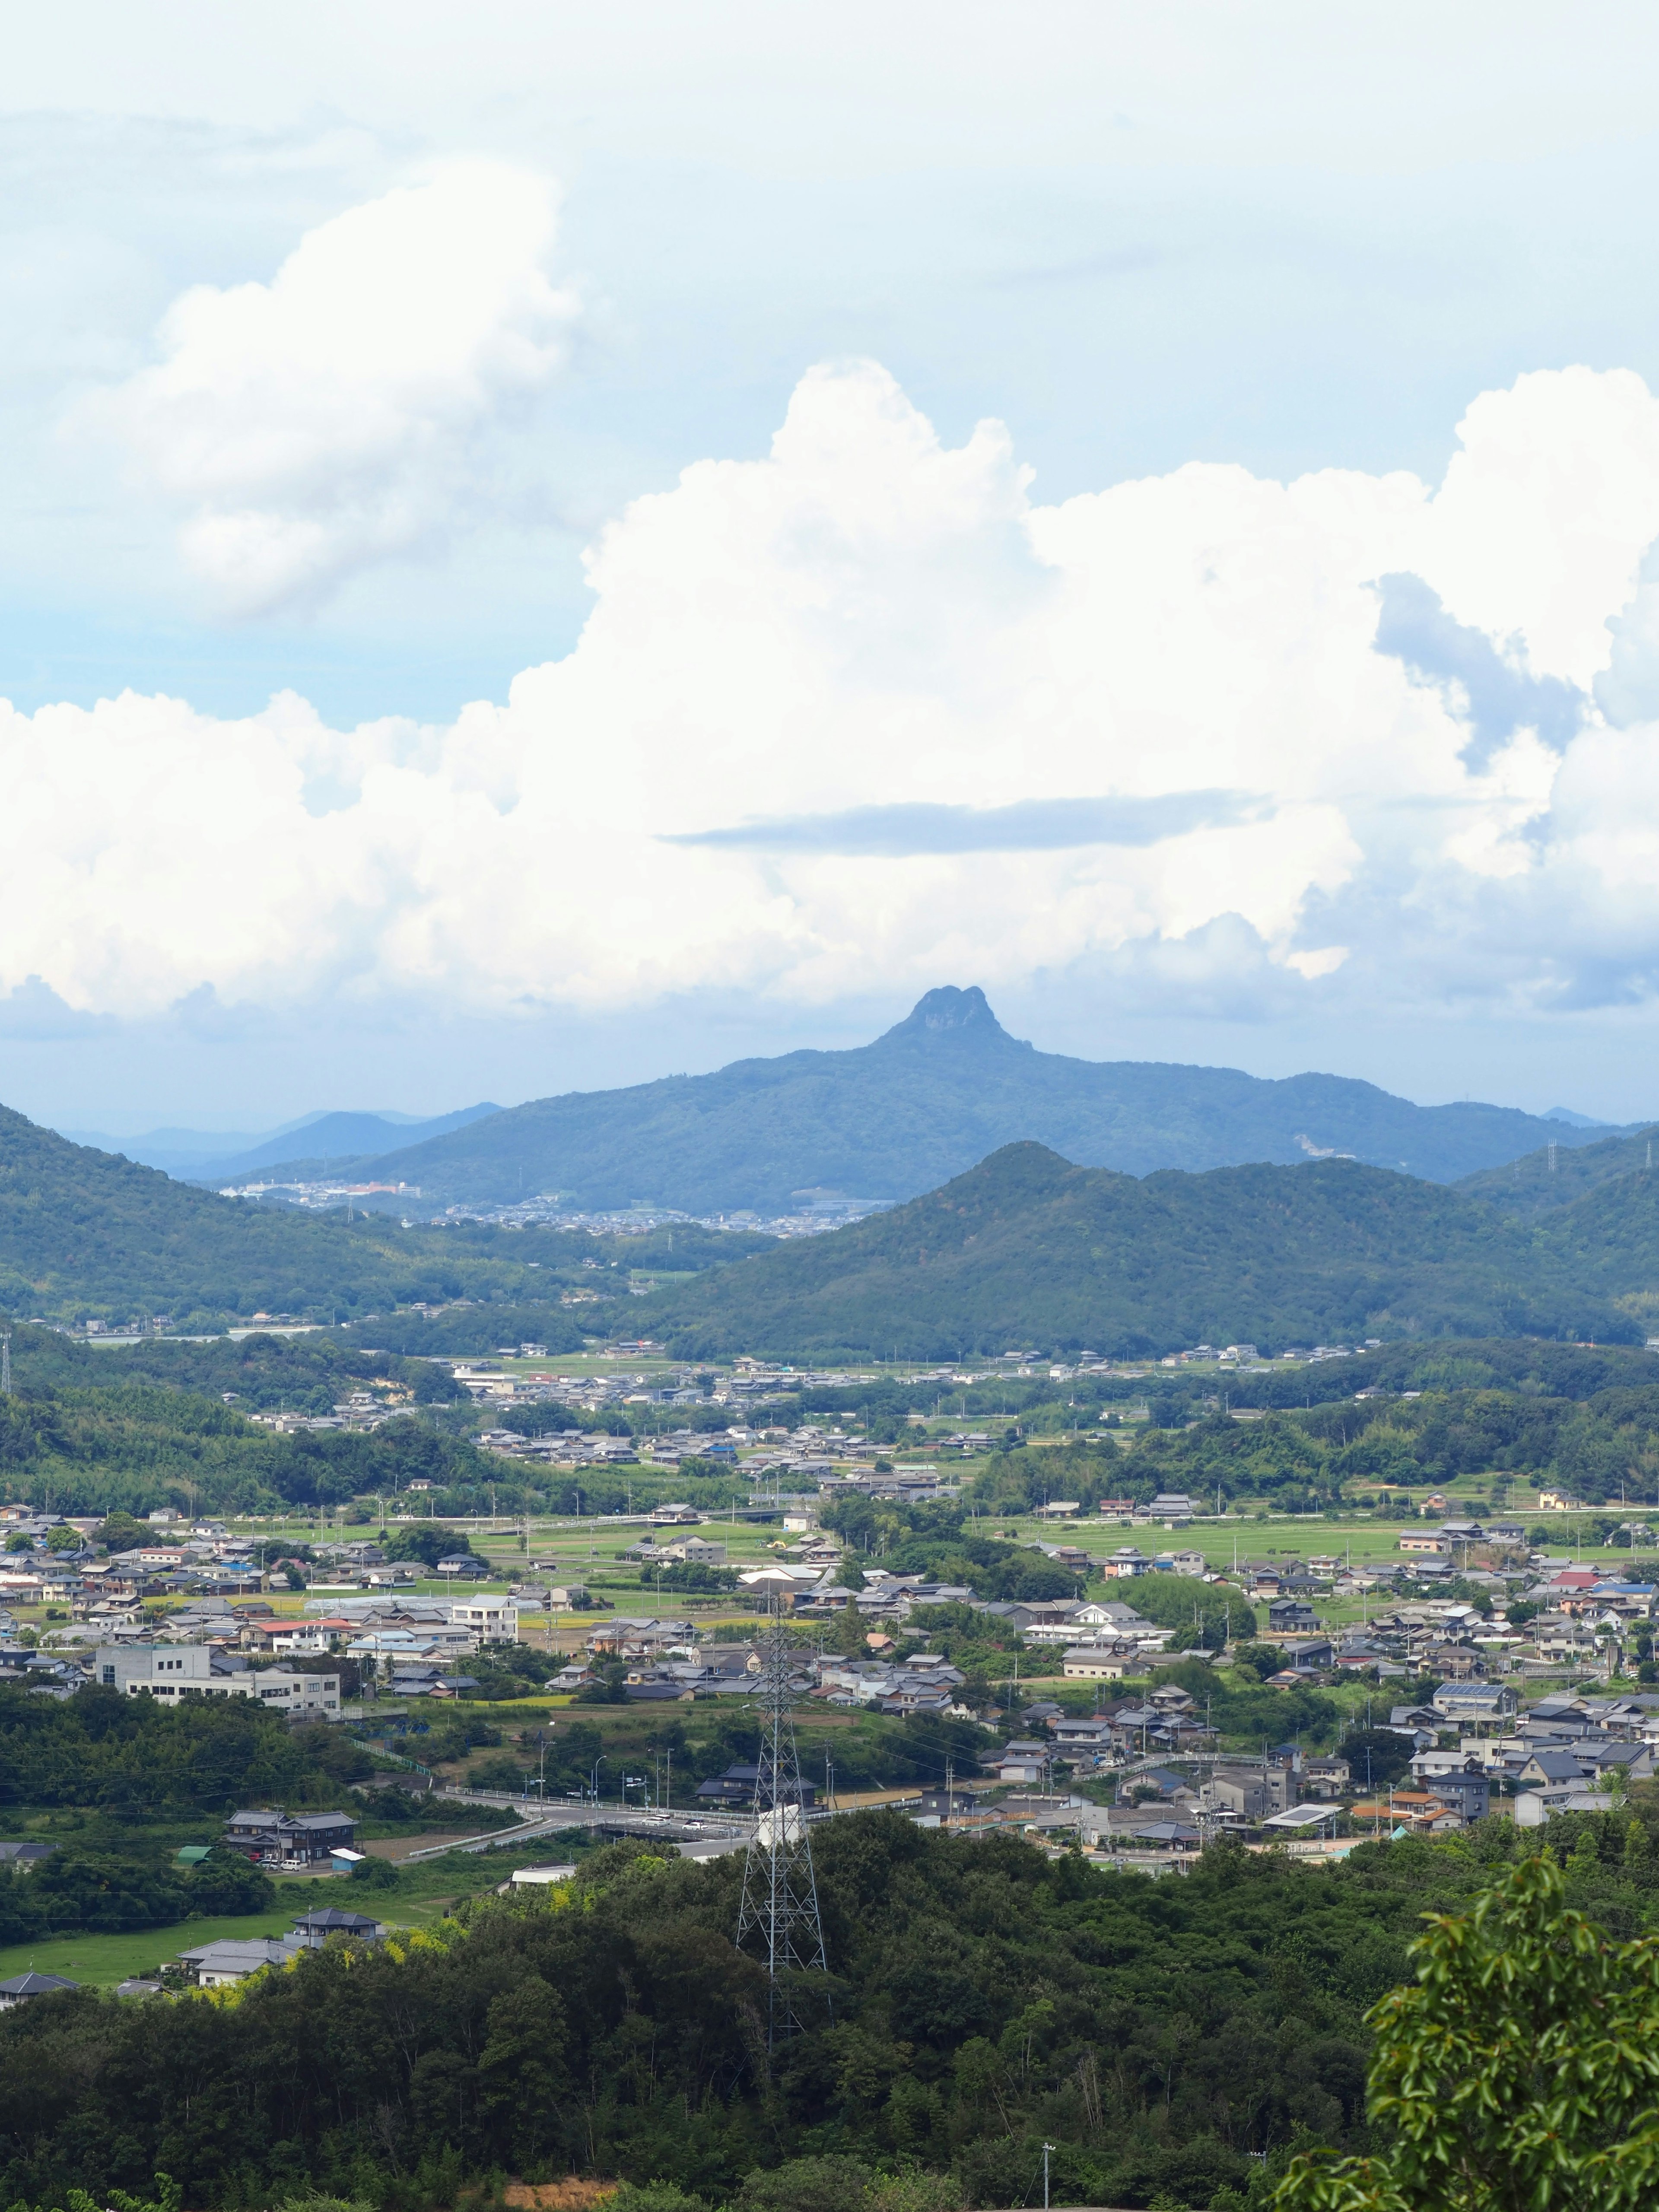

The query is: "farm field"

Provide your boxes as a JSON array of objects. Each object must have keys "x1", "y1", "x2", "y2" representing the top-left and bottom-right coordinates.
[{"x1": 0, "y1": 1897, "x2": 313, "y2": 1988}]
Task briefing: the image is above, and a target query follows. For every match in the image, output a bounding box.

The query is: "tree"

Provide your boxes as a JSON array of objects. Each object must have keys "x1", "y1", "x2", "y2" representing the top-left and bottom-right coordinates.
[
  {"x1": 1274, "y1": 1853, "x2": 1659, "y2": 2210},
  {"x1": 382, "y1": 1522, "x2": 483, "y2": 1570},
  {"x1": 1336, "y1": 1729, "x2": 1415, "y2": 1792}
]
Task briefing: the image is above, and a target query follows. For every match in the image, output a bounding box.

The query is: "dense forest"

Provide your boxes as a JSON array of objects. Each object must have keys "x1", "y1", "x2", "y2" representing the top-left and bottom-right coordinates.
[
  {"x1": 642, "y1": 1143, "x2": 1659, "y2": 1360},
  {"x1": 0, "y1": 1379, "x2": 504, "y2": 1518},
  {"x1": 7, "y1": 1805, "x2": 1659, "y2": 2211}
]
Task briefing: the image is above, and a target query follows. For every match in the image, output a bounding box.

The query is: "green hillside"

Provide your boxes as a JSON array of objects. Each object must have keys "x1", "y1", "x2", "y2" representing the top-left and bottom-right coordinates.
[
  {"x1": 0, "y1": 1108, "x2": 769, "y2": 1329},
  {"x1": 1459, "y1": 1123, "x2": 1659, "y2": 1216},
  {"x1": 642, "y1": 1141, "x2": 1659, "y2": 1358},
  {"x1": 274, "y1": 985, "x2": 1624, "y2": 1212}
]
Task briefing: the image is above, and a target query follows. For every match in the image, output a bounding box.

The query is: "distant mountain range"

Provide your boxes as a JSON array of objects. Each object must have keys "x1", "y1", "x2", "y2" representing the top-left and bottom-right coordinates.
[
  {"x1": 246, "y1": 985, "x2": 1640, "y2": 1214},
  {"x1": 639, "y1": 1139, "x2": 1659, "y2": 1360},
  {"x1": 64, "y1": 1103, "x2": 501, "y2": 1182},
  {"x1": 4, "y1": 1080, "x2": 1659, "y2": 1354}
]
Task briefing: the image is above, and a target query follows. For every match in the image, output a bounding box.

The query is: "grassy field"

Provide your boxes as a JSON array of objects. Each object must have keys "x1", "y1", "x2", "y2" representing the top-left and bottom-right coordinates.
[
  {"x1": 0, "y1": 1844, "x2": 577, "y2": 1984},
  {"x1": 0, "y1": 1892, "x2": 317, "y2": 1988}
]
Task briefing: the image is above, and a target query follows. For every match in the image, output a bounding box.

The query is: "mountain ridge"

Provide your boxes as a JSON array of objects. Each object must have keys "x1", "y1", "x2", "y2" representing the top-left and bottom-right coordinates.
[
  {"x1": 637, "y1": 1139, "x2": 1659, "y2": 1359},
  {"x1": 258, "y1": 985, "x2": 1635, "y2": 1212}
]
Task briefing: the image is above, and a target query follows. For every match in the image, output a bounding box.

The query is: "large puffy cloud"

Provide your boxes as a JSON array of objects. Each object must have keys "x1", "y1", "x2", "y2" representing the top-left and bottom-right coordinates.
[
  {"x1": 9, "y1": 357, "x2": 1659, "y2": 1027},
  {"x1": 86, "y1": 164, "x2": 581, "y2": 614}
]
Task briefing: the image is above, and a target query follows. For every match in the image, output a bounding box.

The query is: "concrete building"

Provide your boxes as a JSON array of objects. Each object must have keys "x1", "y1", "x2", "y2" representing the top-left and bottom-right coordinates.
[
  {"x1": 1062, "y1": 1648, "x2": 1131, "y2": 1679},
  {"x1": 93, "y1": 1646, "x2": 340, "y2": 1716},
  {"x1": 445, "y1": 1596, "x2": 518, "y2": 1642},
  {"x1": 1202, "y1": 1764, "x2": 1298, "y2": 1821}
]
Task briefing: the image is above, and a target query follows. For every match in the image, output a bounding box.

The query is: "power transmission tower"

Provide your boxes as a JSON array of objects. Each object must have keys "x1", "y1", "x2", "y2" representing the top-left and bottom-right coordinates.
[
  {"x1": 1, "y1": 1331, "x2": 10, "y2": 1395},
  {"x1": 736, "y1": 1615, "x2": 828, "y2": 2048}
]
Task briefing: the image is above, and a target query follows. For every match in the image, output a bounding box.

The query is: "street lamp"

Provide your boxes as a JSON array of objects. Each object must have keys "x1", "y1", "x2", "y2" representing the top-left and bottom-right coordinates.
[{"x1": 590, "y1": 1756, "x2": 606, "y2": 1805}]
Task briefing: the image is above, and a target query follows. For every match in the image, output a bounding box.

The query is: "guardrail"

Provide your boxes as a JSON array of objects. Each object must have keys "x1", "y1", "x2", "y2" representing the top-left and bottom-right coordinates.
[{"x1": 362, "y1": 1742, "x2": 433, "y2": 1777}]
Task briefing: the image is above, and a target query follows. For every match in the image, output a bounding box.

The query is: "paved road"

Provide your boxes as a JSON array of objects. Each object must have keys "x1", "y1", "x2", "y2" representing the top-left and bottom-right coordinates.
[{"x1": 401, "y1": 1790, "x2": 751, "y2": 1863}]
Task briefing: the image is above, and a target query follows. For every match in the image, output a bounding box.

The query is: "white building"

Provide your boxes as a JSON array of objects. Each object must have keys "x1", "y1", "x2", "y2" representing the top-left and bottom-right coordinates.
[
  {"x1": 446, "y1": 1596, "x2": 518, "y2": 1643},
  {"x1": 93, "y1": 1646, "x2": 340, "y2": 1716}
]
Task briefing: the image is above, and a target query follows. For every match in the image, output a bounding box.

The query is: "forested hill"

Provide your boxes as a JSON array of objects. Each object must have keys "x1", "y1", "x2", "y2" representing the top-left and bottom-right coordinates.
[
  {"x1": 0, "y1": 1106, "x2": 677, "y2": 1332},
  {"x1": 642, "y1": 1141, "x2": 1659, "y2": 1359},
  {"x1": 1459, "y1": 1122, "x2": 1659, "y2": 1217},
  {"x1": 287, "y1": 984, "x2": 1625, "y2": 1212}
]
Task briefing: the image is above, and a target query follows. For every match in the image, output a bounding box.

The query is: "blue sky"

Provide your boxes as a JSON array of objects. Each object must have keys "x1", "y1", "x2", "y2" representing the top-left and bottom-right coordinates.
[{"x1": 8, "y1": 4, "x2": 1659, "y2": 1132}]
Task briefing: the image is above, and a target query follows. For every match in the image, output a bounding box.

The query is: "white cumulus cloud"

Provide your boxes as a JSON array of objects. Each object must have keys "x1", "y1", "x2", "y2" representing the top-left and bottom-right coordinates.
[
  {"x1": 86, "y1": 163, "x2": 581, "y2": 615},
  {"x1": 11, "y1": 357, "x2": 1659, "y2": 1033}
]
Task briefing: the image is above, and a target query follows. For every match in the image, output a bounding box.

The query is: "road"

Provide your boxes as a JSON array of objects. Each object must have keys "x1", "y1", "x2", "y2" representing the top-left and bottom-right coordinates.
[{"x1": 402, "y1": 1789, "x2": 752, "y2": 1863}]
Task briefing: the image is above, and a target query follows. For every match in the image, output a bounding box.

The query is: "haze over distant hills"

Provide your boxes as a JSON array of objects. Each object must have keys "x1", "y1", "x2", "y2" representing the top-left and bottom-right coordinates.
[
  {"x1": 254, "y1": 985, "x2": 1639, "y2": 1215},
  {"x1": 64, "y1": 1103, "x2": 501, "y2": 1182}
]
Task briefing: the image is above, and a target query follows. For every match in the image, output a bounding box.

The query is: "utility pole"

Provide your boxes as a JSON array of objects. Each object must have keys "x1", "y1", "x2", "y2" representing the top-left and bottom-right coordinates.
[{"x1": 736, "y1": 1612, "x2": 829, "y2": 2049}]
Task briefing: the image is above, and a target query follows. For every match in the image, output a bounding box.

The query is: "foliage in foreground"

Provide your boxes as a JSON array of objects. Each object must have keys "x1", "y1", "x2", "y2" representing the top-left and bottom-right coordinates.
[
  {"x1": 0, "y1": 1810, "x2": 1555, "y2": 2212},
  {"x1": 1276, "y1": 1852, "x2": 1659, "y2": 2212},
  {"x1": 14, "y1": 1813, "x2": 1659, "y2": 2209}
]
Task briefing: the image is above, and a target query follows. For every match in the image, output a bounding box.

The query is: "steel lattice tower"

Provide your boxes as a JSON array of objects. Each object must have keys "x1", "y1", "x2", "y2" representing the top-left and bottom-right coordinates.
[{"x1": 736, "y1": 1617, "x2": 829, "y2": 2046}]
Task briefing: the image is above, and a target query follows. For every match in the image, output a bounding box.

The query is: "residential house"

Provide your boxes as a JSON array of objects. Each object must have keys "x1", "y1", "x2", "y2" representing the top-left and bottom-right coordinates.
[
  {"x1": 917, "y1": 1786, "x2": 985, "y2": 1818},
  {"x1": 1518, "y1": 1748, "x2": 1594, "y2": 1790},
  {"x1": 176, "y1": 1937, "x2": 302, "y2": 1987},
  {"x1": 0, "y1": 1841, "x2": 57, "y2": 1870},
  {"x1": 0, "y1": 1972, "x2": 79, "y2": 2009},
  {"x1": 982, "y1": 1740, "x2": 1049, "y2": 1786},
  {"x1": 223, "y1": 1809, "x2": 356, "y2": 1868},
  {"x1": 1050, "y1": 1716, "x2": 1116, "y2": 1757},
  {"x1": 1515, "y1": 1786, "x2": 1617, "y2": 1826},
  {"x1": 1431, "y1": 1683, "x2": 1517, "y2": 1728},
  {"x1": 1100, "y1": 1547, "x2": 1150, "y2": 1579},
  {"x1": 1267, "y1": 1598, "x2": 1319, "y2": 1635},
  {"x1": 290, "y1": 1907, "x2": 387, "y2": 1946}
]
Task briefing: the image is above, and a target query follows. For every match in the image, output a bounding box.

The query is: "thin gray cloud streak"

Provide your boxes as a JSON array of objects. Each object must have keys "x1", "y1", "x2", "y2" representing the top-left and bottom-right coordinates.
[{"x1": 667, "y1": 789, "x2": 1264, "y2": 857}]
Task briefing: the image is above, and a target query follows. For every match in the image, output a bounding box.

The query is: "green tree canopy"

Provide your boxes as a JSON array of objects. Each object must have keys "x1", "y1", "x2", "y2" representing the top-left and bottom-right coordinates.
[{"x1": 1277, "y1": 1853, "x2": 1659, "y2": 2211}]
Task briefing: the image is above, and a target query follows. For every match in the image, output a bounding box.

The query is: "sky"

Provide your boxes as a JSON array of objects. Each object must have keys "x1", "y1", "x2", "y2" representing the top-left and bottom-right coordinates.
[{"x1": 10, "y1": 3, "x2": 1659, "y2": 1134}]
